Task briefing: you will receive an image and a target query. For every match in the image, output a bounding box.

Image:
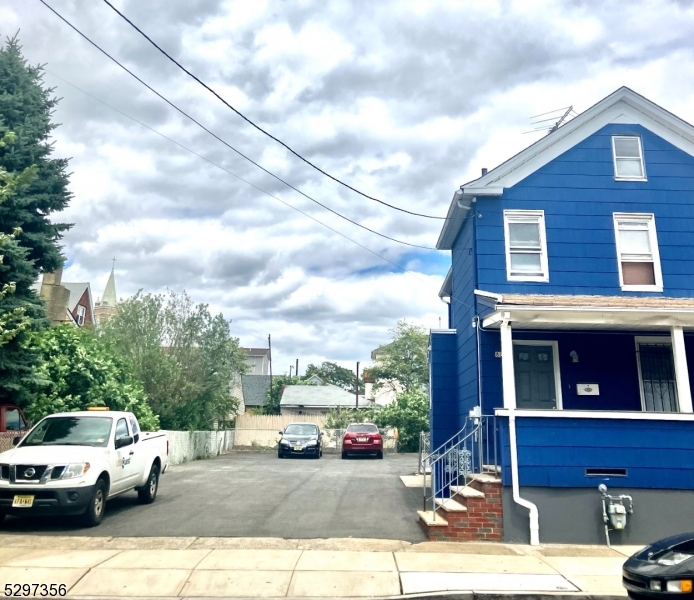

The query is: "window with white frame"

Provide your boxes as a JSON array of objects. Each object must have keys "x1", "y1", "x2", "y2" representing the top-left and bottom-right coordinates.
[
  {"x1": 613, "y1": 213, "x2": 662, "y2": 290},
  {"x1": 612, "y1": 136, "x2": 646, "y2": 180},
  {"x1": 503, "y1": 210, "x2": 549, "y2": 282},
  {"x1": 76, "y1": 305, "x2": 86, "y2": 326}
]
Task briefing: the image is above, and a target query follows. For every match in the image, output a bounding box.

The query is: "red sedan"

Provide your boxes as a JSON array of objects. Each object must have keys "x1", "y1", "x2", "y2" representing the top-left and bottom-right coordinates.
[{"x1": 341, "y1": 423, "x2": 383, "y2": 459}]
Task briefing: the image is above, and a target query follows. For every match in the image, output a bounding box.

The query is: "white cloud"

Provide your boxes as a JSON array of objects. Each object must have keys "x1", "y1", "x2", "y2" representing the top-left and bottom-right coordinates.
[{"x1": 5, "y1": 0, "x2": 694, "y2": 371}]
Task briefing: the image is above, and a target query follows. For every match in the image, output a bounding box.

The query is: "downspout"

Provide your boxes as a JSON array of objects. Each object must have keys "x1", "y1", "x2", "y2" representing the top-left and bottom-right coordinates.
[{"x1": 508, "y1": 410, "x2": 540, "y2": 545}]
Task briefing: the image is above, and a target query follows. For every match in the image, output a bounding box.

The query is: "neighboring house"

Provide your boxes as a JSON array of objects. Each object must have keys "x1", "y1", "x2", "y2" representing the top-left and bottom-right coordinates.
[
  {"x1": 33, "y1": 268, "x2": 94, "y2": 327},
  {"x1": 429, "y1": 87, "x2": 694, "y2": 545},
  {"x1": 280, "y1": 384, "x2": 370, "y2": 415},
  {"x1": 63, "y1": 282, "x2": 94, "y2": 326},
  {"x1": 241, "y1": 375, "x2": 272, "y2": 412},
  {"x1": 243, "y1": 347, "x2": 270, "y2": 375},
  {"x1": 304, "y1": 374, "x2": 325, "y2": 385}
]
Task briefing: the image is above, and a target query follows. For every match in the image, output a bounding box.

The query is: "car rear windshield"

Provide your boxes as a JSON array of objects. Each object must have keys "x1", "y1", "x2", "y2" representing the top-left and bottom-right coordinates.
[
  {"x1": 284, "y1": 424, "x2": 318, "y2": 435},
  {"x1": 346, "y1": 423, "x2": 379, "y2": 433},
  {"x1": 21, "y1": 416, "x2": 113, "y2": 447}
]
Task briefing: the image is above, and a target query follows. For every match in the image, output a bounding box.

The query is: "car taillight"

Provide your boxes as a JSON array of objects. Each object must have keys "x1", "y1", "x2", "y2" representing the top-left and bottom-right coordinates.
[{"x1": 344, "y1": 433, "x2": 354, "y2": 439}]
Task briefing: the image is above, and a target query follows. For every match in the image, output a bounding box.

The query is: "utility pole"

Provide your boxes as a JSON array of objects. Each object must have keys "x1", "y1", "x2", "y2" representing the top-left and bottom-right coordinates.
[
  {"x1": 356, "y1": 361, "x2": 360, "y2": 409},
  {"x1": 289, "y1": 365, "x2": 294, "y2": 377},
  {"x1": 295, "y1": 358, "x2": 299, "y2": 377},
  {"x1": 268, "y1": 334, "x2": 273, "y2": 393}
]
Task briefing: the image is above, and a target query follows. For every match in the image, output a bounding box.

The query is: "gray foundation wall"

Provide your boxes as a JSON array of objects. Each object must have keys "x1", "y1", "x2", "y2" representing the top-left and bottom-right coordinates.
[{"x1": 503, "y1": 486, "x2": 694, "y2": 545}]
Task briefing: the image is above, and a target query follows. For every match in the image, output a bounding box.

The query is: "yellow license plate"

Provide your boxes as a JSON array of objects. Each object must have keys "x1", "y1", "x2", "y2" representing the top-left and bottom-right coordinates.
[
  {"x1": 293, "y1": 446, "x2": 302, "y2": 451},
  {"x1": 12, "y1": 495, "x2": 34, "y2": 508}
]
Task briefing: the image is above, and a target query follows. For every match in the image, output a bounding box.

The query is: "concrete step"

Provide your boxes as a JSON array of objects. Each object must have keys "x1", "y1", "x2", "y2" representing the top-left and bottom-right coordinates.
[
  {"x1": 417, "y1": 510, "x2": 448, "y2": 527},
  {"x1": 450, "y1": 485, "x2": 485, "y2": 499},
  {"x1": 435, "y1": 498, "x2": 468, "y2": 512},
  {"x1": 467, "y1": 473, "x2": 502, "y2": 484}
]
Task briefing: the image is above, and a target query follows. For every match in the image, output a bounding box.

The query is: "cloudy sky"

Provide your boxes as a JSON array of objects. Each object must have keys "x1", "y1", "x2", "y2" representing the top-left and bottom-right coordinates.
[{"x1": 3, "y1": 0, "x2": 694, "y2": 374}]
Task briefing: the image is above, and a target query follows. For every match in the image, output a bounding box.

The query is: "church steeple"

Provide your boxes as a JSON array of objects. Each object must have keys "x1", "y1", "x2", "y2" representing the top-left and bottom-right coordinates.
[{"x1": 94, "y1": 263, "x2": 118, "y2": 326}]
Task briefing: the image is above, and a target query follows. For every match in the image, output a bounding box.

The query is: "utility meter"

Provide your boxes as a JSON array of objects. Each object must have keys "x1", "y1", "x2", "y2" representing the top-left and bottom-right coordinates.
[{"x1": 598, "y1": 484, "x2": 634, "y2": 546}]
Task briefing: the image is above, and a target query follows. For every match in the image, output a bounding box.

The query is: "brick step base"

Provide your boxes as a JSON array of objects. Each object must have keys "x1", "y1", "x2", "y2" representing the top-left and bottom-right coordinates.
[{"x1": 418, "y1": 475, "x2": 503, "y2": 542}]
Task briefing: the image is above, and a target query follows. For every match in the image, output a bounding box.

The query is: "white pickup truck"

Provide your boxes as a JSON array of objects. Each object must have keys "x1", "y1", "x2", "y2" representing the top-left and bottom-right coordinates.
[{"x1": 0, "y1": 410, "x2": 168, "y2": 527}]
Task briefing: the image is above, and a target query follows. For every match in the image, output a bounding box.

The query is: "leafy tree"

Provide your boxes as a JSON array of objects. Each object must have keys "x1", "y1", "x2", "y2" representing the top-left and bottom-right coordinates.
[
  {"x1": 0, "y1": 35, "x2": 72, "y2": 274},
  {"x1": 304, "y1": 361, "x2": 364, "y2": 394},
  {"x1": 323, "y1": 406, "x2": 372, "y2": 429},
  {"x1": 371, "y1": 390, "x2": 429, "y2": 452},
  {"x1": 262, "y1": 374, "x2": 309, "y2": 415},
  {"x1": 100, "y1": 291, "x2": 247, "y2": 430},
  {"x1": 24, "y1": 325, "x2": 159, "y2": 430},
  {"x1": 368, "y1": 320, "x2": 428, "y2": 394}
]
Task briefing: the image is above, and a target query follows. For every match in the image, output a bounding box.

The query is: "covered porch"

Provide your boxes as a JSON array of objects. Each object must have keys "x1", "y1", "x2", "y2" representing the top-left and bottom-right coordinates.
[
  {"x1": 478, "y1": 292, "x2": 694, "y2": 543},
  {"x1": 479, "y1": 292, "x2": 694, "y2": 414}
]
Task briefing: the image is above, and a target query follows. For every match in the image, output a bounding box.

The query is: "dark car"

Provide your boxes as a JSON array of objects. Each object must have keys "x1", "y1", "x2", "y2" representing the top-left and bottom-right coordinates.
[
  {"x1": 278, "y1": 423, "x2": 322, "y2": 459},
  {"x1": 341, "y1": 423, "x2": 383, "y2": 459},
  {"x1": 623, "y1": 532, "x2": 694, "y2": 598}
]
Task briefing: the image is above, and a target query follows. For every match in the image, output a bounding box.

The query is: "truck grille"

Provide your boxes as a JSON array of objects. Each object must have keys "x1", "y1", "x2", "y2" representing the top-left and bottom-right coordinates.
[
  {"x1": 15, "y1": 465, "x2": 48, "y2": 482},
  {"x1": 0, "y1": 464, "x2": 8, "y2": 480}
]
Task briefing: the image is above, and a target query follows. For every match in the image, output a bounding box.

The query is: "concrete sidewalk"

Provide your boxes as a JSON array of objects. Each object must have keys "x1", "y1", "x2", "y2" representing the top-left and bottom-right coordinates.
[{"x1": 0, "y1": 535, "x2": 637, "y2": 598}]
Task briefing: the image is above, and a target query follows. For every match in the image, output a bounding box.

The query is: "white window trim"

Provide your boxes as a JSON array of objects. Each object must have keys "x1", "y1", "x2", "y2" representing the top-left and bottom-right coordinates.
[
  {"x1": 512, "y1": 339, "x2": 563, "y2": 409},
  {"x1": 613, "y1": 212, "x2": 663, "y2": 292},
  {"x1": 634, "y1": 336, "x2": 679, "y2": 413},
  {"x1": 503, "y1": 210, "x2": 549, "y2": 283},
  {"x1": 76, "y1": 305, "x2": 86, "y2": 326},
  {"x1": 612, "y1": 135, "x2": 647, "y2": 181}
]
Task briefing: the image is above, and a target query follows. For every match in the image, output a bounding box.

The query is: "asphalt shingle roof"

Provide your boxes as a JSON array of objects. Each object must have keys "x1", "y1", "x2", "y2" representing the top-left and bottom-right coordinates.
[
  {"x1": 280, "y1": 385, "x2": 368, "y2": 408},
  {"x1": 241, "y1": 375, "x2": 272, "y2": 407}
]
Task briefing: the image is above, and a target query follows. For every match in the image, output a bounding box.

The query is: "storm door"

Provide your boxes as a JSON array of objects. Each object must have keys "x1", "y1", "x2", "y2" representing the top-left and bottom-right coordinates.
[
  {"x1": 514, "y1": 344, "x2": 558, "y2": 409},
  {"x1": 637, "y1": 341, "x2": 679, "y2": 412}
]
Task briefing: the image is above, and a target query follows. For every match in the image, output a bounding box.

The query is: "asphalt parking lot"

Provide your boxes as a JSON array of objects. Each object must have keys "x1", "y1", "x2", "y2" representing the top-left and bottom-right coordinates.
[{"x1": 1, "y1": 452, "x2": 427, "y2": 542}]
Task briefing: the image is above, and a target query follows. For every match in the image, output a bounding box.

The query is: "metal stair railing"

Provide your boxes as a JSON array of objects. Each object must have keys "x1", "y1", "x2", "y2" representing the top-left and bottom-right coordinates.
[{"x1": 422, "y1": 416, "x2": 499, "y2": 519}]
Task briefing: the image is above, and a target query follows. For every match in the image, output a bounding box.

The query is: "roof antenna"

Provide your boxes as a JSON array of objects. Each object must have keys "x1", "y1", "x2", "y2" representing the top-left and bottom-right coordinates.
[{"x1": 523, "y1": 106, "x2": 578, "y2": 135}]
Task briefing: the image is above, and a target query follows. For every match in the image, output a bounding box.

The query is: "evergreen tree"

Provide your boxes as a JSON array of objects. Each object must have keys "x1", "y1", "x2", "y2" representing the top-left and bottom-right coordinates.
[
  {"x1": 0, "y1": 35, "x2": 72, "y2": 272},
  {"x1": 0, "y1": 34, "x2": 72, "y2": 404}
]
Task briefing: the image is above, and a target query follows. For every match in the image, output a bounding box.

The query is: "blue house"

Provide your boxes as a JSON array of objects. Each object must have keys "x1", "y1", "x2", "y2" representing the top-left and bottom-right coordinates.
[{"x1": 428, "y1": 87, "x2": 694, "y2": 545}]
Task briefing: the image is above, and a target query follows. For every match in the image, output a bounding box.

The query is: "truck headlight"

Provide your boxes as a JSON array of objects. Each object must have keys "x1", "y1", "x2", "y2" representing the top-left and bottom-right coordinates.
[
  {"x1": 280, "y1": 440, "x2": 290, "y2": 445},
  {"x1": 62, "y1": 463, "x2": 91, "y2": 479}
]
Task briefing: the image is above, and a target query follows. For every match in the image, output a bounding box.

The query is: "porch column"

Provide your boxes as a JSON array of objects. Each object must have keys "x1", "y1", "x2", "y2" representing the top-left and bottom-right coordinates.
[
  {"x1": 500, "y1": 318, "x2": 516, "y2": 409},
  {"x1": 671, "y1": 326, "x2": 693, "y2": 413}
]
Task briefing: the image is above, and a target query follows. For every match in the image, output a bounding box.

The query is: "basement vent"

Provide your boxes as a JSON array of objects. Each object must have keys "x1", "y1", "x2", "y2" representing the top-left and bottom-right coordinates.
[{"x1": 585, "y1": 468, "x2": 628, "y2": 477}]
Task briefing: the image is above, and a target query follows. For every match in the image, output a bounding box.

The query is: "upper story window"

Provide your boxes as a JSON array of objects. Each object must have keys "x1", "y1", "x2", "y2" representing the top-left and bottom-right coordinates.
[
  {"x1": 612, "y1": 136, "x2": 646, "y2": 180},
  {"x1": 76, "y1": 305, "x2": 86, "y2": 326},
  {"x1": 503, "y1": 210, "x2": 549, "y2": 282},
  {"x1": 613, "y1": 213, "x2": 662, "y2": 291}
]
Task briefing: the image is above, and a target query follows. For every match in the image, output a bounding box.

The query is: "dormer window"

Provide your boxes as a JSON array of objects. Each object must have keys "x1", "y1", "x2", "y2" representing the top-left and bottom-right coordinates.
[
  {"x1": 612, "y1": 136, "x2": 646, "y2": 180},
  {"x1": 503, "y1": 210, "x2": 549, "y2": 282},
  {"x1": 613, "y1": 213, "x2": 662, "y2": 291}
]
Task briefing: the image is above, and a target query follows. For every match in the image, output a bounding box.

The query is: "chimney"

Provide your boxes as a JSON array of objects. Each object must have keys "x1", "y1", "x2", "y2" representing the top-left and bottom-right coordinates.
[{"x1": 481, "y1": 168, "x2": 488, "y2": 176}]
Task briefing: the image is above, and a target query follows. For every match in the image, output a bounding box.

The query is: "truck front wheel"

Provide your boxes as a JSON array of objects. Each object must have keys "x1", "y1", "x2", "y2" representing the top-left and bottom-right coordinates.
[
  {"x1": 82, "y1": 479, "x2": 107, "y2": 527},
  {"x1": 138, "y1": 463, "x2": 160, "y2": 504}
]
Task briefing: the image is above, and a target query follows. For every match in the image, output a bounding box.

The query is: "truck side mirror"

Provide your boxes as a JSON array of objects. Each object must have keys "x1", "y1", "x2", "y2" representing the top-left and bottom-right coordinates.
[
  {"x1": 12, "y1": 436, "x2": 20, "y2": 446},
  {"x1": 115, "y1": 436, "x2": 133, "y2": 449}
]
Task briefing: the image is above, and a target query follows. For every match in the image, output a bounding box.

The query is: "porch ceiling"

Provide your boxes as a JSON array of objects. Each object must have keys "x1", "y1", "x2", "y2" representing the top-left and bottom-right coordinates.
[{"x1": 482, "y1": 306, "x2": 694, "y2": 330}]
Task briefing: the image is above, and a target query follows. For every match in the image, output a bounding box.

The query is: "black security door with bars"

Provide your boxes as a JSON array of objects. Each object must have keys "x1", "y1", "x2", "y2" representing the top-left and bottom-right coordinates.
[{"x1": 638, "y1": 343, "x2": 679, "y2": 412}]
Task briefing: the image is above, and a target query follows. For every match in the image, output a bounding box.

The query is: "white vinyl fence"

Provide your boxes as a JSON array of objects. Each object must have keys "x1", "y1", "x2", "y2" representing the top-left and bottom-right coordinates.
[{"x1": 164, "y1": 430, "x2": 235, "y2": 465}]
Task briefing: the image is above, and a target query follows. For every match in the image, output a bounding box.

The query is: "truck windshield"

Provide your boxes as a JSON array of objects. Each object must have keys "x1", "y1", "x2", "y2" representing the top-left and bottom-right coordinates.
[{"x1": 21, "y1": 416, "x2": 113, "y2": 447}]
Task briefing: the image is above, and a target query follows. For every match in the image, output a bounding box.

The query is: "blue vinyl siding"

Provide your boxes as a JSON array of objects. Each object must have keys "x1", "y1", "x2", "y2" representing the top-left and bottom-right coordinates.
[
  {"x1": 450, "y1": 211, "x2": 479, "y2": 430},
  {"x1": 475, "y1": 123, "x2": 694, "y2": 296},
  {"x1": 498, "y1": 416, "x2": 694, "y2": 489},
  {"x1": 429, "y1": 331, "x2": 458, "y2": 449}
]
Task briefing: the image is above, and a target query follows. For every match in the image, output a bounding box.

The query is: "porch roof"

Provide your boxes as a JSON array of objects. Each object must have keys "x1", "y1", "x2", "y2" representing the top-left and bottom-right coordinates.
[{"x1": 478, "y1": 292, "x2": 694, "y2": 330}]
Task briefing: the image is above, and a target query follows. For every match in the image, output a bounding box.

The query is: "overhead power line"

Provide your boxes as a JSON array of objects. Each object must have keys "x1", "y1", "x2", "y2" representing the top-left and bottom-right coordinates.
[
  {"x1": 45, "y1": 70, "x2": 478, "y2": 314},
  {"x1": 99, "y1": 0, "x2": 446, "y2": 221},
  {"x1": 38, "y1": 0, "x2": 436, "y2": 250}
]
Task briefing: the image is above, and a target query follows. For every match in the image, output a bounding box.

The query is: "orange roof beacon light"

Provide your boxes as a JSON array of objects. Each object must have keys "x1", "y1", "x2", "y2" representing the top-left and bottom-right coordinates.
[{"x1": 87, "y1": 406, "x2": 110, "y2": 411}]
